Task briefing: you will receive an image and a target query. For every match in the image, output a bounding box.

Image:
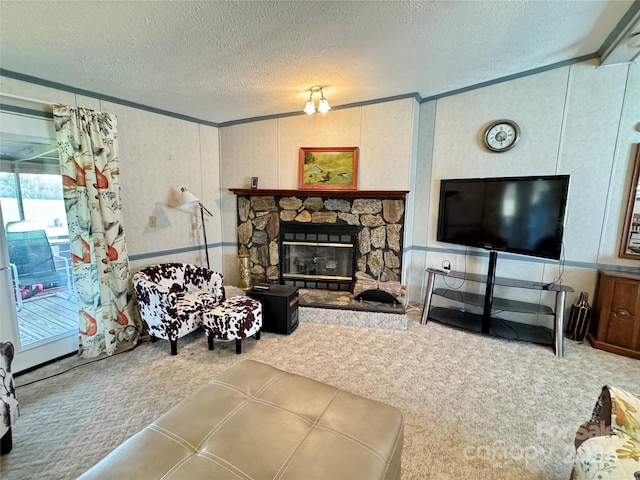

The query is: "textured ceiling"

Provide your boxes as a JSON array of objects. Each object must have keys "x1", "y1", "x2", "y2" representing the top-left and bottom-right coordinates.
[{"x1": 0, "y1": 1, "x2": 636, "y2": 124}]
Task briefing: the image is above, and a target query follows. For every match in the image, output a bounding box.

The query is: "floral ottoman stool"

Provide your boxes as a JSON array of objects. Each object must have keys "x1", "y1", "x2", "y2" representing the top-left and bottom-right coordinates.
[
  {"x1": 571, "y1": 385, "x2": 640, "y2": 480},
  {"x1": 202, "y1": 296, "x2": 262, "y2": 354}
]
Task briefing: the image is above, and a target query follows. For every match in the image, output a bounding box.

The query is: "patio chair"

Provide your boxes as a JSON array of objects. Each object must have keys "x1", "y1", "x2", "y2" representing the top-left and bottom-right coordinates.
[{"x1": 5, "y1": 222, "x2": 74, "y2": 311}]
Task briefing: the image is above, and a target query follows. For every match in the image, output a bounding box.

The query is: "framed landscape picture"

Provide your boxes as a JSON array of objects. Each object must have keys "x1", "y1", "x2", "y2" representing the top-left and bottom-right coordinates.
[{"x1": 298, "y1": 147, "x2": 359, "y2": 190}]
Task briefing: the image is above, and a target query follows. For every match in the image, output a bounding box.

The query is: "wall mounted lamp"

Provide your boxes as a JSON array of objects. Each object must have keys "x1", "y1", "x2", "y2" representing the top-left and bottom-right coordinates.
[
  {"x1": 303, "y1": 86, "x2": 331, "y2": 115},
  {"x1": 179, "y1": 187, "x2": 213, "y2": 269}
]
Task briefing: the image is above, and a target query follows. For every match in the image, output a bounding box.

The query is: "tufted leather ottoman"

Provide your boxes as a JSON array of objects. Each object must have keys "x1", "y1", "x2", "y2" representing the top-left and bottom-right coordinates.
[
  {"x1": 202, "y1": 296, "x2": 262, "y2": 354},
  {"x1": 79, "y1": 360, "x2": 403, "y2": 480}
]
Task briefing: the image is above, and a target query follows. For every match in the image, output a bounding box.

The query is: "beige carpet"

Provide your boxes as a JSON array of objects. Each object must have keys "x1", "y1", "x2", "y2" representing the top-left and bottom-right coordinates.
[{"x1": 1, "y1": 309, "x2": 638, "y2": 479}]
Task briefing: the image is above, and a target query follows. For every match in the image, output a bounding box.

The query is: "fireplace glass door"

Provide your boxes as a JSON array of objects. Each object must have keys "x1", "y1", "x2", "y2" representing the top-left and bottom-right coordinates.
[{"x1": 281, "y1": 227, "x2": 356, "y2": 290}]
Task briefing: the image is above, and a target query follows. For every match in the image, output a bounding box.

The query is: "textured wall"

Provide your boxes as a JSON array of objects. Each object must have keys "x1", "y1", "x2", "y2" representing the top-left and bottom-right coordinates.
[
  {"x1": 411, "y1": 59, "x2": 640, "y2": 324},
  {"x1": 219, "y1": 99, "x2": 417, "y2": 285},
  {"x1": 0, "y1": 76, "x2": 225, "y2": 276},
  {"x1": 2, "y1": 57, "x2": 638, "y2": 339},
  {"x1": 102, "y1": 101, "x2": 222, "y2": 272}
]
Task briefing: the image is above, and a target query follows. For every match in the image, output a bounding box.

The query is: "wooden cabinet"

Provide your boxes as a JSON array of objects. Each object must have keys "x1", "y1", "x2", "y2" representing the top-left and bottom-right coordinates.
[{"x1": 587, "y1": 270, "x2": 640, "y2": 359}]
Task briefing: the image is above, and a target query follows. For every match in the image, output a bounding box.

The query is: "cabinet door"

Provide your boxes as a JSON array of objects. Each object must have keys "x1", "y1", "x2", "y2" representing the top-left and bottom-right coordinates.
[{"x1": 604, "y1": 278, "x2": 640, "y2": 351}]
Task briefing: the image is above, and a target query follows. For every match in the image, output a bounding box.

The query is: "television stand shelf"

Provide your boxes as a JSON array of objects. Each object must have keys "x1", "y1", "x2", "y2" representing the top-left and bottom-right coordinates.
[{"x1": 421, "y1": 262, "x2": 573, "y2": 357}]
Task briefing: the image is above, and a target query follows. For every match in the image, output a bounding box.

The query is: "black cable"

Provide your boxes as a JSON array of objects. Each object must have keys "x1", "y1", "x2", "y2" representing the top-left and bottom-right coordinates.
[
  {"x1": 530, "y1": 244, "x2": 567, "y2": 291},
  {"x1": 554, "y1": 243, "x2": 566, "y2": 286},
  {"x1": 490, "y1": 316, "x2": 521, "y2": 341},
  {"x1": 440, "y1": 288, "x2": 465, "y2": 304},
  {"x1": 443, "y1": 247, "x2": 467, "y2": 290}
]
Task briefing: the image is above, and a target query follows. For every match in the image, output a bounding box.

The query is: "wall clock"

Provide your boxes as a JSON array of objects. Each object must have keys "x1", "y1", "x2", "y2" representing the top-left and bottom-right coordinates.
[{"x1": 483, "y1": 119, "x2": 520, "y2": 152}]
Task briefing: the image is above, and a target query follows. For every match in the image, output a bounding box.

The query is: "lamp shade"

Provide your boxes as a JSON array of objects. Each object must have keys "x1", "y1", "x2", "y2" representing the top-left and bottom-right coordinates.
[
  {"x1": 318, "y1": 98, "x2": 331, "y2": 113},
  {"x1": 304, "y1": 101, "x2": 316, "y2": 115},
  {"x1": 179, "y1": 187, "x2": 201, "y2": 210}
]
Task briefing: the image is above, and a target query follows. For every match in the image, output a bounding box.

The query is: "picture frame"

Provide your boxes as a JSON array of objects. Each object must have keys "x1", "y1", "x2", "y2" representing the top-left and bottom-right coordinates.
[
  {"x1": 298, "y1": 147, "x2": 359, "y2": 190},
  {"x1": 250, "y1": 176, "x2": 259, "y2": 189}
]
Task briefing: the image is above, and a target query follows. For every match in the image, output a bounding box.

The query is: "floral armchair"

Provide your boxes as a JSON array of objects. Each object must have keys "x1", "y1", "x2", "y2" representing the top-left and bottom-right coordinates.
[
  {"x1": 571, "y1": 385, "x2": 640, "y2": 480},
  {"x1": 133, "y1": 263, "x2": 224, "y2": 355},
  {"x1": 1, "y1": 341, "x2": 19, "y2": 455}
]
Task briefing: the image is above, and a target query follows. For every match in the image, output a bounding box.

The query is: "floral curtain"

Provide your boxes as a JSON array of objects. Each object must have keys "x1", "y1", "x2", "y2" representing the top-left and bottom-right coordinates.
[{"x1": 54, "y1": 106, "x2": 140, "y2": 358}]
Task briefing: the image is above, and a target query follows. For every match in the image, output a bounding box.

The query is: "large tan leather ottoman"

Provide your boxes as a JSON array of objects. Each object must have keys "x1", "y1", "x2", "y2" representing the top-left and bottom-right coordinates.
[{"x1": 79, "y1": 359, "x2": 404, "y2": 479}]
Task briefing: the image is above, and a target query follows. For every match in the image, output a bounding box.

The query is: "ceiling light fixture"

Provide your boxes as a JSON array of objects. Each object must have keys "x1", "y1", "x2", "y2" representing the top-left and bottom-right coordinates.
[{"x1": 303, "y1": 86, "x2": 331, "y2": 115}]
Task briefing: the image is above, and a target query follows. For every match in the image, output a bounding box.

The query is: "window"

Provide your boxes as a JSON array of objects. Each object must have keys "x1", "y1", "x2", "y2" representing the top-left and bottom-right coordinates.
[
  {"x1": 0, "y1": 171, "x2": 67, "y2": 239},
  {"x1": 0, "y1": 110, "x2": 66, "y2": 239}
]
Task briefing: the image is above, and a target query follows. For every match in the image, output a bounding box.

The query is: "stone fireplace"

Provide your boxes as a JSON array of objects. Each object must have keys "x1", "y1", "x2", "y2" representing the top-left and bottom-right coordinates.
[{"x1": 230, "y1": 189, "x2": 408, "y2": 290}]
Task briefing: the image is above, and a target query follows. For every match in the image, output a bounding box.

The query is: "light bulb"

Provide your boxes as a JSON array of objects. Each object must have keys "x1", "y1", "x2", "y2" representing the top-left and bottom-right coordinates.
[
  {"x1": 318, "y1": 98, "x2": 331, "y2": 113},
  {"x1": 304, "y1": 100, "x2": 316, "y2": 115}
]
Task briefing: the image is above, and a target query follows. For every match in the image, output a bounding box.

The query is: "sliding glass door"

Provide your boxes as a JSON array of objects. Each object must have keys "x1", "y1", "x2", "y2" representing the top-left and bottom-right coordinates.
[{"x1": 0, "y1": 110, "x2": 78, "y2": 373}]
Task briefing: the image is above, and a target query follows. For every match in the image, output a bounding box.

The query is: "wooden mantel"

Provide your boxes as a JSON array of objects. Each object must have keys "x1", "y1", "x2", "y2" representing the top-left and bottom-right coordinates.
[{"x1": 229, "y1": 188, "x2": 409, "y2": 199}]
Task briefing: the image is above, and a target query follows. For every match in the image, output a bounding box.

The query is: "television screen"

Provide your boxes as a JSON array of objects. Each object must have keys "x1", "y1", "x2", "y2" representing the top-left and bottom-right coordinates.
[{"x1": 437, "y1": 175, "x2": 570, "y2": 260}]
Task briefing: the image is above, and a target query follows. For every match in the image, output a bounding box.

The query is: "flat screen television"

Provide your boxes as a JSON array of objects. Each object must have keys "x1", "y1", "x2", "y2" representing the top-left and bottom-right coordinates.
[{"x1": 437, "y1": 175, "x2": 570, "y2": 260}]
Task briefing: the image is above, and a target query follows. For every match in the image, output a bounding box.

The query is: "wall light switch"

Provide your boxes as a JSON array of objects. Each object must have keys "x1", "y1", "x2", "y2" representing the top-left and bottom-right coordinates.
[{"x1": 149, "y1": 216, "x2": 157, "y2": 228}]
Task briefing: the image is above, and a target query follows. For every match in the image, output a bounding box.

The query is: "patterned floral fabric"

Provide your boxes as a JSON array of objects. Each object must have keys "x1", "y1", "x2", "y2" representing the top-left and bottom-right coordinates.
[
  {"x1": 574, "y1": 386, "x2": 640, "y2": 480},
  {"x1": 202, "y1": 296, "x2": 262, "y2": 341},
  {"x1": 132, "y1": 263, "x2": 224, "y2": 353},
  {"x1": 1, "y1": 342, "x2": 19, "y2": 447},
  {"x1": 54, "y1": 106, "x2": 140, "y2": 358}
]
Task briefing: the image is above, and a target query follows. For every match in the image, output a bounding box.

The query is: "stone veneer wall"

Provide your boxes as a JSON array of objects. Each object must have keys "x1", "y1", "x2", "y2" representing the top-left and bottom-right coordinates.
[{"x1": 235, "y1": 194, "x2": 405, "y2": 287}]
